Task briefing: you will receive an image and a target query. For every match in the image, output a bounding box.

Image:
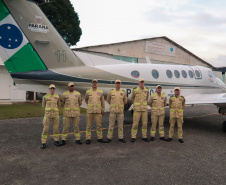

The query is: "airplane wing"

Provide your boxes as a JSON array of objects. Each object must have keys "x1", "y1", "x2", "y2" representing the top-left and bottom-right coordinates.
[{"x1": 185, "y1": 93, "x2": 226, "y2": 105}]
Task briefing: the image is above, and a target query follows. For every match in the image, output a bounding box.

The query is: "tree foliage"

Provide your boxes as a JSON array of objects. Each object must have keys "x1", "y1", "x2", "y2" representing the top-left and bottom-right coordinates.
[{"x1": 38, "y1": 0, "x2": 82, "y2": 46}]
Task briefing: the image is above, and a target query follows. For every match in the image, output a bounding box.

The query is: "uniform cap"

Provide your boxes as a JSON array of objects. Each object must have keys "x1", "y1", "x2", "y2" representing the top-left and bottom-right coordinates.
[
  {"x1": 49, "y1": 84, "x2": 56, "y2": 89},
  {"x1": 115, "y1": 79, "x2": 121, "y2": 83},
  {"x1": 156, "y1": 85, "x2": 162, "y2": 89},
  {"x1": 174, "y1": 87, "x2": 180, "y2": 90},
  {"x1": 68, "y1": 82, "x2": 74, "y2": 86},
  {"x1": 92, "y1": 79, "x2": 98, "y2": 83},
  {"x1": 139, "y1": 78, "x2": 144, "y2": 82}
]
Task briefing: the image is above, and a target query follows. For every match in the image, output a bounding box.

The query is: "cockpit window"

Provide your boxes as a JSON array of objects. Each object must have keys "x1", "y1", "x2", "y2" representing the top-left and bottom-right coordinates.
[
  {"x1": 188, "y1": 70, "x2": 194, "y2": 78},
  {"x1": 131, "y1": 70, "x2": 140, "y2": 78},
  {"x1": 152, "y1": 69, "x2": 159, "y2": 79},
  {"x1": 166, "y1": 70, "x2": 173, "y2": 78},
  {"x1": 174, "y1": 70, "x2": 180, "y2": 78},
  {"x1": 182, "y1": 70, "x2": 187, "y2": 78},
  {"x1": 208, "y1": 71, "x2": 213, "y2": 78},
  {"x1": 195, "y1": 70, "x2": 201, "y2": 78}
]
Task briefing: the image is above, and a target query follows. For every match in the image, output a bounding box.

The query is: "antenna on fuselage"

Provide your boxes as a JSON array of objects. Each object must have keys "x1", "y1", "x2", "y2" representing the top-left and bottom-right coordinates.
[{"x1": 145, "y1": 56, "x2": 152, "y2": 64}]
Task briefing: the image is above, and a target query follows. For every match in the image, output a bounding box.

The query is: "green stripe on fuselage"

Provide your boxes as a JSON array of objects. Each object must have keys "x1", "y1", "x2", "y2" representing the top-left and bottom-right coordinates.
[
  {"x1": 4, "y1": 43, "x2": 47, "y2": 73},
  {"x1": 0, "y1": 0, "x2": 10, "y2": 22}
]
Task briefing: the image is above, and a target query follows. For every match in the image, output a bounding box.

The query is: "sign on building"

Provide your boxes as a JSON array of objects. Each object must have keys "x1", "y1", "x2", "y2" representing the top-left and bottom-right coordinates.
[{"x1": 145, "y1": 41, "x2": 176, "y2": 57}]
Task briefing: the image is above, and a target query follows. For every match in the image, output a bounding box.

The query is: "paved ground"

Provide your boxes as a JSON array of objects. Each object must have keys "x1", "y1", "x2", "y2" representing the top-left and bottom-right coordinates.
[{"x1": 0, "y1": 104, "x2": 226, "y2": 185}]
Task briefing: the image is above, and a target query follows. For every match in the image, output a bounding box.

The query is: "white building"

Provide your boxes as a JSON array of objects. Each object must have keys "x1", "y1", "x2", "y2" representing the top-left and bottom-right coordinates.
[{"x1": 0, "y1": 58, "x2": 26, "y2": 103}]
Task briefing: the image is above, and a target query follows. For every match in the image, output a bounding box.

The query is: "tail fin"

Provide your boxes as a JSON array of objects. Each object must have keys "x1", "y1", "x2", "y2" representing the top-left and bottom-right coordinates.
[{"x1": 0, "y1": 0, "x2": 83, "y2": 73}]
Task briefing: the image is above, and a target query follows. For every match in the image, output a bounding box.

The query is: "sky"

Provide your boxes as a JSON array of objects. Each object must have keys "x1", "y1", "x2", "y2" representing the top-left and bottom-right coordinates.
[{"x1": 70, "y1": 0, "x2": 226, "y2": 67}]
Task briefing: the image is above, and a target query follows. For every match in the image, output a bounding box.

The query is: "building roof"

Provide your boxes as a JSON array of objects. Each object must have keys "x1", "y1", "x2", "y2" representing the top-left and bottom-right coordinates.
[{"x1": 74, "y1": 36, "x2": 213, "y2": 68}]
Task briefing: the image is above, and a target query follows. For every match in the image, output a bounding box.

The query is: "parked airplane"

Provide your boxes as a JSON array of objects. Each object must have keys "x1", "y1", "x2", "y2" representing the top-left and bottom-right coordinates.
[{"x1": 1, "y1": 0, "x2": 226, "y2": 131}]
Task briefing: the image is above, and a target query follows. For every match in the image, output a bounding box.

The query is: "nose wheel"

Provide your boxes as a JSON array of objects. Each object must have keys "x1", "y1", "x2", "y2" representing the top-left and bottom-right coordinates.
[{"x1": 223, "y1": 121, "x2": 226, "y2": 132}]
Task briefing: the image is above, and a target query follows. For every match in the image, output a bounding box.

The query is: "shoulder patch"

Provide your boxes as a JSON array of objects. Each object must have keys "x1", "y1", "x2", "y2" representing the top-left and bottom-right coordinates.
[
  {"x1": 97, "y1": 89, "x2": 103, "y2": 93},
  {"x1": 180, "y1": 95, "x2": 184, "y2": 99},
  {"x1": 63, "y1": 91, "x2": 69, "y2": 95},
  {"x1": 151, "y1": 93, "x2": 157, "y2": 97},
  {"x1": 54, "y1": 94, "x2": 59, "y2": 98},
  {"x1": 144, "y1": 87, "x2": 149, "y2": 90},
  {"x1": 133, "y1": 87, "x2": 137, "y2": 90},
  {"x1": 44, "y1": 94, "x2": 51, "y2": 98},
  {"x1": 86, "y1": 89, "x2": 92, "y2": 93},
  {"x1": 110, "y1": 89, "x2": 115, "y2": 92},
  {"x1": 75, "y1": 91, "x2": 80, "y2": 95},
  {"x1": 121, "y1": 90, "x2": 125, "y2": 93}
]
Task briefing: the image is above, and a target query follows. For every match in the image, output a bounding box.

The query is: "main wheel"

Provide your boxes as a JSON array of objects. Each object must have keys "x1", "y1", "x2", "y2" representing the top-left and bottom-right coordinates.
[{"x1": 223, "y1": 121, "x2": 226, "y2": 132}]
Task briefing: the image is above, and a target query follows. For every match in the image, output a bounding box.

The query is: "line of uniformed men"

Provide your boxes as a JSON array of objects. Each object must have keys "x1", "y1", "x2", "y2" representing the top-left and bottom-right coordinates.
[{"x1": 41, "y1": 78, "x2": 185, "y2": 149}]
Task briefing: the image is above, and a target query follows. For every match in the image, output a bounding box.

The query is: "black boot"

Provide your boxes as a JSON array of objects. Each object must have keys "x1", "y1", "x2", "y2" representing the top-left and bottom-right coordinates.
[
  {"x1": 160, "y1": 137, "x2": 166, "y2": 141},
  {"x1": 106, "y1": 138, "x2": 112, "y2": 143},
  {"x1": 150, "y1": 137, "x2": 155, "y2": 141},
  {"x1": 61, "y1": 140, "x2": 66, "y2": 146},
  {"x1": 98, "y1": 139, "x2": 105, "y2": 143},
  {"x1": 178, "y1": 139, "x2": 184, "y2": 143},
  {"x1": 142, "y1": 138, "x2": 150, "y2": 142},
  {"x1": 76, "y1": 140, "x2": 82, "y2": 145},
  {"x1": 54, "y1": 141, "x2": 61, "y2": 147},
  {"x1": 166, "y1": 138, "x2": 173, "y2": 142},
  {"x1": 41, "y1": 144, "x2": 46, "y2": 149},
  {"x1": 131, "y1": 138, "x2": 136, "y2": 142},
  {"x1": 86, "y1": 140, "x2": 91, "y2": 144},
  {"x1": 119, "y1": 139, "x2": 126, "y2": 143}
]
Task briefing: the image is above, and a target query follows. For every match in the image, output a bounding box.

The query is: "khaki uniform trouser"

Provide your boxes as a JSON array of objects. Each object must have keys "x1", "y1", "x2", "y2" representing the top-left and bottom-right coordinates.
[
  {"x1": 151, "y1": 114, "x2": 165, "y2": 137},
  {"x1": 41, "y1": 116, "x2": 59, "y2": 143},
  {"x1": 107, "y1": 113, "x2": 124, "y2": 139},
  {"x1": 131, "y1": 111, "x2": 148, "y2": 139},
  {"x1": 62, "y1": 116, "x2": 81, "y2": 140},
  {"x1": 86, "y1": 113, "x2": 103, "y2": 140},
  {"x1": 169, "y1": 117, "x2": 183, "y2": 139}
]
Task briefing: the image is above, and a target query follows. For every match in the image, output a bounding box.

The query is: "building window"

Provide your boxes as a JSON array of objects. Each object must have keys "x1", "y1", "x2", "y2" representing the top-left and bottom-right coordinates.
[
  {"x1": 188, "y1": 70, "x2": 194, "y2": 78},
  {"x1": 113, "y1": 55, "x2": 138, "y2": 63},
  {"x1": 208, "y1": 71, "x2": 213, "y2": 78},
  {"x1": 152, "y1": 69, "x2": 159, "y2": 79},
  {"x1": 182, "y1": 70, "x2": 187, "y2": 78},
  {"x1": 131, "y1": 70, "x2": 140, "y2": 78},
  {"x1": 195, "y1": 70, "x2": 201, "y2": 78},
  {"x1": 166, "y1": 70, "x2": 173, "y2": 78},
  {"x1": 174, "y1": 70, "x2": 180, "y2": 78}
]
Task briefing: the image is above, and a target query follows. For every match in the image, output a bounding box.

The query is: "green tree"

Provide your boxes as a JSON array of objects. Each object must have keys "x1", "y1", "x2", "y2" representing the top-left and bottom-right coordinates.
[{"x1": 39, "y1": 0, "x2": 82, "y2": 46}]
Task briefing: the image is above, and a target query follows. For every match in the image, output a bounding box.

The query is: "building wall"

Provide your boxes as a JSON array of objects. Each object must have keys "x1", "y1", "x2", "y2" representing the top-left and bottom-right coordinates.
[
  {"x1": 0, "y1": 65, "x2": 26, "y2": 102},
  {"x1": 78, "y1": 38, "x2": 210, "y2": 67}
]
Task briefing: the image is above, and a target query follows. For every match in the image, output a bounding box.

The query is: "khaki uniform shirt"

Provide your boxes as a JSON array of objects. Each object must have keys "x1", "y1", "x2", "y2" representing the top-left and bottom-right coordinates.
[
  {"x1": 131, "y1": 87, "x2": 149, "y2": 111},
  {"x1": 169, "y1": 95, "x2": 185, "y2": 118},
  {"x1": 107, "y1": 89, "x2": 127, "y2": 113},
  {"x1": 42, "y1": 93, "x2": 60, "y2": 117},
  {"x1": 61, "y1": 90, "x2": 82, "y2": 117},
  {"x1": 85, "y1": 88, "x2": 105, "y2": 114},
  {"x1": 149, "y1": 93, "x2": 167, "y2": 116}
]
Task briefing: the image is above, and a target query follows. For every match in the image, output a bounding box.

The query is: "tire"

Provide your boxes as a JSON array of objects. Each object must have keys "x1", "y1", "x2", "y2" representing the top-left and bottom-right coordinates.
[{"x1": 223, "y1": 121, "x2": 226, "y2": 132}]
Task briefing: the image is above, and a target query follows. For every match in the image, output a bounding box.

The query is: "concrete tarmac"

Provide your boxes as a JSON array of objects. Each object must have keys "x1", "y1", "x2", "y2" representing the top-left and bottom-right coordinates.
[{"x1": 0, "y1": 104, "x2": 226, "y2": 185}]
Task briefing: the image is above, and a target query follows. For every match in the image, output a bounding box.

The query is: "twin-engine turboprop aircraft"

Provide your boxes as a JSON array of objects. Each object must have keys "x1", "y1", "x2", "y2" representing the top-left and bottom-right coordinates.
[{"x1": 1, "y1": 0, "x2": 226, "y2": 131}]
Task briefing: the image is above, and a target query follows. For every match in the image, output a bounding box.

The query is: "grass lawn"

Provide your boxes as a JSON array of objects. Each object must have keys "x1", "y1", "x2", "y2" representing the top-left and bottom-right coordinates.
[{"x1": 0, "y1": 103, "x2": 86, "y2": 120}]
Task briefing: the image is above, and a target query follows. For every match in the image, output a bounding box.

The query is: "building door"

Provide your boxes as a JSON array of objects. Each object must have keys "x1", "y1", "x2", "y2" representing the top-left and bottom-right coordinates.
[{"x1": 0, "y1": 73, "x2": 11, "y2": 100}]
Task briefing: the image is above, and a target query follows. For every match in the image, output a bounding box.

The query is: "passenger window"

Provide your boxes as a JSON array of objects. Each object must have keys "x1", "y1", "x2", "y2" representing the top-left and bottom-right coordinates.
[
  {"x1": 208, "y1": 71, "x2": 213, "y2": 78},
  {"x1": 174, "y1": 70, "x2": 180, "y2": 78},
  {"x1": 166, "y1": 70, "x2": 173, "y2": 78},
  {"x1": 188, "y1": 70, "x2": 194, "y2": 78},
  {"x1": 182, "y1": 70, "x2": 187, "y2": 78},
  {"x1": 152, "y1": 69, "x2": 159, "y2": 79},
  {"x1": 131, "y1": 70, "x2": 140, "y2": 78},
  {"x1": 195, "y1": 70, "x2": 201, "y2": 78}
]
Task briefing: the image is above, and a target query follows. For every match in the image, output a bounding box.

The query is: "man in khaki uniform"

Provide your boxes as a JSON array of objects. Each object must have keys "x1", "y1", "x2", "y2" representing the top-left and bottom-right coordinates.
[
  {"x1": 61, "y1": 82, "x2": 82, "y2": 145},
  {"x1": 167, "y1": 87, "x2": 185, "y2": 143},
  {"x1": 131, "y1": 78, "x2": 149, "y2": 142},
  {"x1": 85, "y1": 79, "x2": 105, "y2": 144},
  {"x1": 106, "y1": 80, "x2": 127, "y2": 143},
  {"x1": 149, "y1": 85, "x2": 167, "y2": 141},
  {"x1": 41, "y1": 84, "x2": 61, "y2": 149}
]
